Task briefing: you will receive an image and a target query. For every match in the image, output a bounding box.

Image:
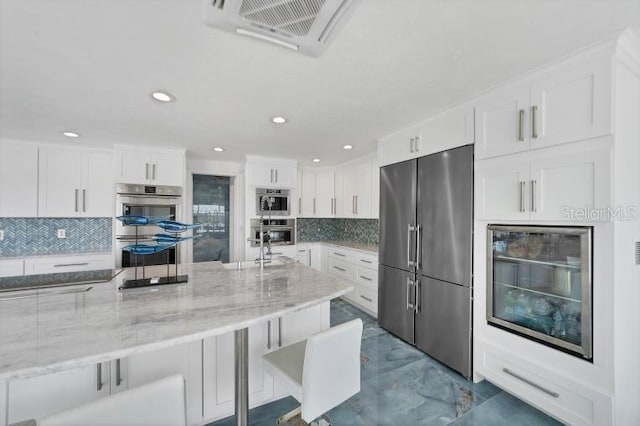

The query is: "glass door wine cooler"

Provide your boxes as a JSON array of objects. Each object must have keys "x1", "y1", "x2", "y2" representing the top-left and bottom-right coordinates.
[{"x1": 487, "y1": 225, "x2": 593, "y2": 360}]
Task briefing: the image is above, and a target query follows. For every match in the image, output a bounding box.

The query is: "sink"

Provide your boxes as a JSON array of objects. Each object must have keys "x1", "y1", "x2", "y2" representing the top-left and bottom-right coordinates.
[{"x1": 222, "y1": 259, "x2": 285, "y2": 270}]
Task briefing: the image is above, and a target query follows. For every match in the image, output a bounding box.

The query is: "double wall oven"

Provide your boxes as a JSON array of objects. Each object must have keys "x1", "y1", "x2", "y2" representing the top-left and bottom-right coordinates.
[{"x1": 115, "y1": 183, "x2": 182, "y2": 268}]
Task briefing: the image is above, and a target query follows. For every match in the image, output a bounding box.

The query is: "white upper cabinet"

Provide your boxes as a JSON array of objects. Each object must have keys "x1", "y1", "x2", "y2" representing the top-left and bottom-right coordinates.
[
  {"x1": 298, "y1": 168, "x2": 335, "y2": 217},
  {"x1": 0, "y1": 142, "x2": 38, "y2": 217},
  {"x1": 476, "y1": 55, "x2": 612, "y2": 159},
  {"x1": 246, "y1": 158, "x2": 297, "y2": 188},
  {"x1": 476, "y1": 144, "x2": 611, "y2": 221},
  {"x1": 38, "y1": 146, "x2": 113, "y2": 217},
  {"x1": 378, "y1": 104, "x2": 474, "y2": 167},
  {"x1": 115, "y1": 146, "x2": 185, "y2": 187},
  {"x1": 336, "y1": 156, "x2": 377, "y2": 219}
]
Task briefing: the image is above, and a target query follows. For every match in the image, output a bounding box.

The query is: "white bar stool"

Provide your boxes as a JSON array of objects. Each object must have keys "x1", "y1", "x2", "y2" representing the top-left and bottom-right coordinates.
[
  {"x1": 40, "y1": 374, "x2": 186, "y2": 426},
  {"x1": 263, "y1": 318, "x2": 363, "y2": 425}
]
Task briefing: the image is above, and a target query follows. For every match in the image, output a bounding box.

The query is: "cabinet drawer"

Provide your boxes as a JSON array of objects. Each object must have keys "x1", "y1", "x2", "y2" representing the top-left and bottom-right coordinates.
[
  {"x1": 478, "y1": 344, "x2": 611, "y2": 426},
  {"x1": 327, "y1": 258, "x2": 355, "y2": 281},
  {"x1": 355, "y1": 266, "x2": 377, "y2": 291},
  {"x1": 355, "y1": 287, "x2": 378, "y2": 315},
  {"x1": 328, "y1": 248, "x2": 354, "y2": 263},
  {"x1": 0, "y1": 259, "x2": 24, "y2": 277},
  {"x1": 354, "y1": 252, "x2": 378, "y2": 270},
  {"x1": 25, "y1": 254, "x2": 114, "y2": 275}
]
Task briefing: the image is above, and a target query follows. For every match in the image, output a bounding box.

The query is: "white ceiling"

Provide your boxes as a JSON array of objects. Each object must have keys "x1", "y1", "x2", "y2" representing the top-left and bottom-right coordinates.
[{"x1": 1, "y1": 0, "x2": 638, "y2": 166}]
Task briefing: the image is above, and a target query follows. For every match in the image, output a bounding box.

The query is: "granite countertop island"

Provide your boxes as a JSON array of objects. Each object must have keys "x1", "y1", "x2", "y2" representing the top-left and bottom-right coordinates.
[{"x1": 0, "y1": 259, "x2": 353, "y2": 382}]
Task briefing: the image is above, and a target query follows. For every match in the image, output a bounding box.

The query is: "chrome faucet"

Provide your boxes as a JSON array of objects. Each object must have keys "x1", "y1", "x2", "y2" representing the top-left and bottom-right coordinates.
[{"x1": 250, "y1": 195, "x2": 274, "y2": 271}]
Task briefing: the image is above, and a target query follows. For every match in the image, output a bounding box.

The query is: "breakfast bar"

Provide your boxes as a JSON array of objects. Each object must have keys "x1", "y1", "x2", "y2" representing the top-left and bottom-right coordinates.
[{"x1": 0, "y1": 260, "x2": 353, "y2": 425}]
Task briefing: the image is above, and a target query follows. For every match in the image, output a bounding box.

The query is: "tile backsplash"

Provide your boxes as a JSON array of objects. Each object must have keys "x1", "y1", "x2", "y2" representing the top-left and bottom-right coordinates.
[
  {"x1": 297, "y1": 218, "x2": 379, "y2": 245},
  {"x1": 0, "y1": 218, "x2": 112, "y2": 257}
]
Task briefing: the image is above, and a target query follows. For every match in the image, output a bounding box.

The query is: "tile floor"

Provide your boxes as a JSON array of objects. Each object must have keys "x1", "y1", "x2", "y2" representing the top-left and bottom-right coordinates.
[{"x1": 211, "y1": 299, "x2": 562, "y2": 426}]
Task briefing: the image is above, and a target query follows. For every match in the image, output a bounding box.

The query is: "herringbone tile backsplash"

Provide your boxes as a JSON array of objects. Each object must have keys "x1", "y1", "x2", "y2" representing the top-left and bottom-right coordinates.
[
  {"x1": 0, "y1": 218, "x2": 112, "y2": 257},
  {"x1": 297, "y1": 218, "x2": 379, "y2": 245}
]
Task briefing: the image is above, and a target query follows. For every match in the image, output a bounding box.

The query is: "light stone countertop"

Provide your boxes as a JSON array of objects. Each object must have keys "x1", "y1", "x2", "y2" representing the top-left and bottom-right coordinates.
[
  {"x1": 0, "y1": 259, "x2": 353, "y2": 382},
  {"x1": 315, "y1": 241, "x2": 378, "y2": 255}
]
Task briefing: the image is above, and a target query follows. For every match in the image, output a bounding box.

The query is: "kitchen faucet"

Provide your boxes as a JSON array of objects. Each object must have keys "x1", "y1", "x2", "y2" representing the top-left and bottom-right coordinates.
[{"x1": 248, "y1": 195, "x2": 274, "y2": 271}]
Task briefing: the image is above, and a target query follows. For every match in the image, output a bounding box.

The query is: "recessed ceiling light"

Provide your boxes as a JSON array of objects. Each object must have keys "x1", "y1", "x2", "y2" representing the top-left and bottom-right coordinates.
[
  {"x1": 213, "y1": 147, "x2": 224, "y2": 152},
  {"x1": 62, "y1": 131, "x2": 80, "y2": 138},
  {"x1": 343, "y1": 144, "x2": 353, "y2": 150},
  {"x1": 272, "y1": 116, "x2": 287, "y2": 124},
  {"x1": 151, "y1": 91, "x2": 175, "y2": 102},
  {"x1": 312, "y1": 158, "x2": 321, "y2": 163}
]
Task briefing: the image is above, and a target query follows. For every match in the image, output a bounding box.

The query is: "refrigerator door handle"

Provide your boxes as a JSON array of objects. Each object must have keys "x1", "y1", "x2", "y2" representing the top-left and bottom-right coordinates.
[
  {"x1": 406, "y1": 278, "x2": 415, "y2": 311},
  {"x1": 415, "y1": 224, "x2": 422, "y2": 269},
  {"x1": 407, "y1": 224, "x2": 417, "y2": 267},
  {"x1": 414, "y1": 280, "x2": 420, "y2": 313}
]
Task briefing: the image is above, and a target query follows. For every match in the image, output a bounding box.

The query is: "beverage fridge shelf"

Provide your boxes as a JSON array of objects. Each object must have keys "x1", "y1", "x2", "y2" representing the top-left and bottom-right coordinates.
[
  {"x1": 494, "y1": 255, "x2": 581, "y2": 270},
  {"x1": 495, "y1": 281, "x2": 581, "y2": 304}
]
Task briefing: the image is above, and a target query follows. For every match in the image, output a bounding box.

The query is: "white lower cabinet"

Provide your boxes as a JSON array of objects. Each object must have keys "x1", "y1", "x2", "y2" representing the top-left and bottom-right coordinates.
[
  {"x1": 295, "y1": 244, "x2": 322, "y2": 271},
  {"x1": 0, "y1": 259, "x2": 24, "y2": 277},
  {"x1": 23, "y1": 254, "x2": 114, "y2": 275},
  {"x1": 476, "y1": 339, "x2": 613, "y2": 426},
  {"x1": 120, "y1": 342, "x2": 202, "y2": 425},
  {"x1": 7, "y1": 363, "x2": 110, "y2": 424},
  {"x1": 326, "y1": 246, "x2": 378, "y2": 317}
]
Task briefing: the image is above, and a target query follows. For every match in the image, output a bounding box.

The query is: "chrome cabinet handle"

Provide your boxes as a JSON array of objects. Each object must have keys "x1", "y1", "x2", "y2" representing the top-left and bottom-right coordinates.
[
  {"x1": 270, "y1": 169, "x2": 273, "y2": 183},
  {"x1": 355, "y1": 195, "x2": 358, "y2": 214},
  {"x1": 415, "y1": 224, "x2": 422, "y2": 269},
  {"x1": 82, "y1": 189, "x2": 86, "y2": 212},
  {"x1": 406, "y1": 278, "x2": 415, "y2": 311},
  {"x1": 414, "y1": 280, "x2": 420, "y2": 313},
  {"x1": 298, "y1": 197, "x2": 301, "y2": 214},
  {"x1": 531, "y1": 105, "x2": 538, "y2": 139},
  {"x1": 407, "y1": 224, "x2": 417, "y2": 267},
  {"x1": 502, "y1": 368, "x2": 559, "y2": 398},
  {"x1": 278, "y1": 318, "x2": 282, "y2": 347},
  {"x1": 333, "y1": 252, "x2": 346, "y2": 257},
  {"x1": 359, "y1": 275, "x2": 373, "y2": 281},
  {"x1": 267, "y1": 321, "x2": 272, "y2": 350},
  {"x1": 275, "y1": 169, "x2": 278, "y2": 183},
  {"x1": 410, "y1": 137, "x2": 415, "y2": 153},
  {"x1": 359, "y1": 259, "x2": 373, "y2": 264},
  {"x1": 313, "y1": 198, "x2": 316, "y2": 215},
  {"x1": 116, "y1": 359, "x2": 122, "y2": 386},
  {"x1": 75, "y1": 189, "x2": 79, "y2": 212},
  {"x1": 334, "y1": 266, "x2": 346, "y2": 272},
  {"x1": 531, "y1": 180, "x2": 537, "y2": 212},
  {"x1": 54, "y1": 262, "x2": 89, "y2": 267},
  {"x1": 145, "y1": 163, "x2": 149, "y2": 180},
  {"x1": 360, "y1": 294, "x2": 373, "y2": 302},
  {"x1": 152, "y1": 163, "x2": 156, "y2": 180},
  {"x1": 519, "y1": 181, "x2": 525, "y2": 213},
  {"x1": 308, "y1": 249, "x2": 311, "y2": 266},
  {"x1": 97, "y1": 363, "x2": 103, "y2": 392},
  {"x1": 518, "y1": 109, "x2": 525, "y2": 141},
  {"x1": 414, "y1": 136, "x2": 420, "y2": 152}
]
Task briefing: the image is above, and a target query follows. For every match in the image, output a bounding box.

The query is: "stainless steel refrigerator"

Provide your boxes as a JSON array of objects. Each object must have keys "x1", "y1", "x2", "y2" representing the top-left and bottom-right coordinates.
[{"x1": 378, "y1": 144, "x2": 473, "y2": 378}]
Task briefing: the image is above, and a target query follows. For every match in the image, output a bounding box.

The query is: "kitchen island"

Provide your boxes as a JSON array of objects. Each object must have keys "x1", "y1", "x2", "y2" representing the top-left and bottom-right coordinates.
[{"x1": 0, "y1": 259, "x2": 353, "y2": 425}]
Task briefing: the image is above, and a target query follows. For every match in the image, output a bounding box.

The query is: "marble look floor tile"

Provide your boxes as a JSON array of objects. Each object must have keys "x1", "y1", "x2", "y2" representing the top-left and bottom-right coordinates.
[
  {"x1": 360, "y1": 331, "x2": 425, "y2": 378},
  {"x1": 449, "y1": 391, "x2": 563, "y2": 426}
]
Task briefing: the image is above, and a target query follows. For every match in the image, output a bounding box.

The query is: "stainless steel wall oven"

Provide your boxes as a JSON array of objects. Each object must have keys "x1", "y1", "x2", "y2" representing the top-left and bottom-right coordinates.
[
  {"x1": 487, "y1": 225, "x2": 593, "y2": 360},
  {"x1": 249, "y1": 218, "x2": 295, "y2": 247},
  {"x1": 115, "y1": 183, "x2": 182, "y2": 268}
]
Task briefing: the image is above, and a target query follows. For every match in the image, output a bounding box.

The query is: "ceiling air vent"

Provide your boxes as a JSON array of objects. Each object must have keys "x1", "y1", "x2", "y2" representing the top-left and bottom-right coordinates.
[{"x1": 203, "y1": 0, "x2": 360, "y2": 56}]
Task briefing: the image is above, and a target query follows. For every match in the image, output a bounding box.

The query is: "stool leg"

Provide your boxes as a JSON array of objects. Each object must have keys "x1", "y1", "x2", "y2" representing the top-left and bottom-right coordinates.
[{"x1": 276, "y1": 406, "x2": 302, "y2": 425}]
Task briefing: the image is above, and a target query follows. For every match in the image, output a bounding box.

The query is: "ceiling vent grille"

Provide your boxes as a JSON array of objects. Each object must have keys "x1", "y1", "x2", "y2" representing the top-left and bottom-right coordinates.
[
  {"x1": 635, "y1": 241, "x2": 640, "y2": 266},
  {"x1": 203, "y1": 0, "x2": 360, "y2": 56}
]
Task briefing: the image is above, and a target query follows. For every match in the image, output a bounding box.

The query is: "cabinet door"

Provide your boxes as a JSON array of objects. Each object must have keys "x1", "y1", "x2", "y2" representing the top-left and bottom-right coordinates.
[
  {"x1": 82, "y1": 152, "x2": 114, "y2": 216},
  {"x1": 0, "y1": 259, "x2": 23, "y2": 277},
  {"x1": 203, "y1": 323, "x2": 273, "y2": 422},
  {"x1": 417, "y1": 104, "x2": 475, "y2": 156},
  {"x1": 8, "y1": 363, "x2": 108, "y2": 424},
  {"x1": 309, "y1": 246, "x2": 323, "y2": 271},
  {"x1": 151, "y1": 152, "x2": 184, "y2": 186},
  {"x1": 475, "y1": 86, "x2": 530, "y2": 159},
  {"x1": 124, "y1": 341, "x2": 202, "y2": 425},
  {"x1": 530, "y1": 149, "x2": 611, "y2": 221},
  {"x1": 475, "y1": 159, "x2": 530, "y2": 220},
  {"x1": 333, "y1": 168, "x2": 346, "y2": 217},
  {"x1": 273, "y1": 166, "x2": 296, "y2": 187},
  {"x1": 38, "y1": 148, "x2": 83, "y2": 217},
  {"x1": 249, "y1": 164, "x2": 275, "y2": 186},
  {"x1": 344, "y1": 160, "x2": 372, "y2": 218},
  {"x1": 378, "y1": 127, "x2": 421, "y2": 167},
  {"x1": 300, "y1": 170, "x2": 316, "y2": 217},
  {"x1": 530, "y1": 59, "x2": 612, "y2": 149},
  {"x1": 315, "y1": 170, "x2": 335, "y2": 217},
  {"x1": 370, "y1": 158, "x2": 380, "y2": 219},
  {"x1": 0, "y1": 143, "x2": 38, "y2": 217},
  {"x1": 118, "y1": 151, "x2": 150, "y2": 184}
]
